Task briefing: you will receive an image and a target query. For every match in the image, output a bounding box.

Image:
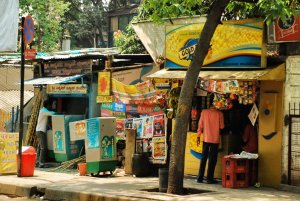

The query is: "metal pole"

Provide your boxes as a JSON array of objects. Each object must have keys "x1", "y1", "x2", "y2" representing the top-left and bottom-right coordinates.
[{"x1": 17, "y1": 16, "x2": 25, "y2": 177}]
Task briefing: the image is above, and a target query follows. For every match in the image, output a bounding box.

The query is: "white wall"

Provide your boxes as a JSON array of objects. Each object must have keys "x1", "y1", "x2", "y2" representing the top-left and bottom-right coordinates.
[{"x1": 282, "y1": 56, "x2": 300, "y2": 182}]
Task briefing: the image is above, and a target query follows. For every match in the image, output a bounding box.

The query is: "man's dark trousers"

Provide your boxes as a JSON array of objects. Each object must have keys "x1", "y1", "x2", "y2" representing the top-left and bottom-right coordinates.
[
  {"x1": 197, "y1": 141, "x2": 219, "y2": 182},
  {"x1": 36, "y1": 131, "x2": 47, "y2": 166}
]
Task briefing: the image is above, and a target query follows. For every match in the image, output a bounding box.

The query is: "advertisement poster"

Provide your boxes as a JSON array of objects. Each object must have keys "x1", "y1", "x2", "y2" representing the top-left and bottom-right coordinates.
[
  {"x1": 248, "y1": 103, "x2": 259, "y2": 126},
  {"x1": 165, "y1": 19, "x2": 264, "y2": 68},
  {"x1": 153, "y1": 114, "x2": 166, "y2": 137},
  {"x1": 125, "y1": 118, "x2": 133, "y2": 129},
  {"x1": 133, "y1": 118, "x2": 144, "y2": 139},
  {"x1": 86, "y1": 118, "x2": 100, "y2": 149},
  {"x1": 54, "y1": 131, "x2": 64, "y2": 152},
  {"x1": 98, "y1": 72, "x2": 111, "y2": 95},
  {"x1": 135, "y1": 139, "x2": 143, "y2": 154},
  {"x1": 116, "y1": 119, "x2": 125, "y2": 137},
  {"x1": 0, "y1": 133, "x2": 18, "y2": 175},
  {"x1": 143, "y1": 116, "x2": 153, "y2": 138},
  {"x1": 152, "y1": 137, "x2": 166, "y2": 160},
  {"x1": 101, "y1": 136, "x2": 115, "y2": 159},
  {"x1": 75, "y1": 121, "x2": 86, "y2": 138},
  {"x1": 274, "y1": 11, "x2": 300, "y2": 42},
  {"x1": 143, "y1": 138, "x2": 152, "y2": 156}
]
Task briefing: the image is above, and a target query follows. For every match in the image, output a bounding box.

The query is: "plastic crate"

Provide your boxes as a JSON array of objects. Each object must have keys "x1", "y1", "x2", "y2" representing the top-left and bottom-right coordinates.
[
  {"x1": 222, "y1": 157, "x2": 249, "y2": 173},
  {"x1": 222, "y1": 172, "x2": 249, "y2": 188}
]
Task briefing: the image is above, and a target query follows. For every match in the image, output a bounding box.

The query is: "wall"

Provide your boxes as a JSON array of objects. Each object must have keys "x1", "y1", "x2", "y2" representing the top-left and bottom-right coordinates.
[
  {"x1": 259, "y1": 81, "x2": 284, "y2": 188},
  {"x1": 184, "y1": 132, "x2": 229, "y2": 179},
  {"x1": 282, "y1": 56, "x2": 300, "y2": 183}
]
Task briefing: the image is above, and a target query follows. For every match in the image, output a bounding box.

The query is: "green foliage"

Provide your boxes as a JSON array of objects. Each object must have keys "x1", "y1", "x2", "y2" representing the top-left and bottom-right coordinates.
[
  {"x1": 64, "y1": 0, "x2": 108, "y2": 49},
  {"x1": 20, "y1": 0, "x2": 70, "y2": 52},
  {"x1": 135, "y1": 0, "x2": 209, "y2": 23},
  {"x1": 136, "y1": 0, "x2": 300, "y2": 25},
  {"x1": 113, "y1": 25, "x2": 147, "y2": 54}
]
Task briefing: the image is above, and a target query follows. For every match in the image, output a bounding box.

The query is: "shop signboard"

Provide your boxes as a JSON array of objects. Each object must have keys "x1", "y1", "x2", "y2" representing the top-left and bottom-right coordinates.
[
  {"x1": 44, "y1": 59, "x2": 92, "y2": 76},
  {"x1": 165, "y1": 19, "x2": 265, "y2": 68},
  {"x1": 96, "y1": 96, "x2": 113, "y2": 103},
  {"x1": 98, "y1": 72, "x2": 110, "y2": 96},
  {"x1": 0, "y1": 132, "x2": 18, "y2": 175},
  {"x1": 112, "y1": 102, "x2": 126, "y2": 112},
  {"x1": 47, "y1": 84, "x2": 87, "y2": 94},
  {"x1": 24, "y1": 48, "x2": 37, "y2": 59},
  {"x1": 274, "y1": 11, "x2": 300, "y2": 42},
  {"x1": 101, "y1": 103, "x2": 113, "y2": 110}
]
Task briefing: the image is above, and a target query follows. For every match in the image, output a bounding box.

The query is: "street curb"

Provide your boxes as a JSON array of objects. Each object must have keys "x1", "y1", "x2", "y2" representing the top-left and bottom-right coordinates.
[
  {"x1": 44, "y1": 188, "x2": 151, "y2": 201},
  {"x1": 0, "y1": 183, "x2": 37, "y2": 197}
]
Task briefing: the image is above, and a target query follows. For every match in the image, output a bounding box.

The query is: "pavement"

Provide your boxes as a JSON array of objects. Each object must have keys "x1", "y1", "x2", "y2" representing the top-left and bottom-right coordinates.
[{"x1": 1, "y1": 167, "x2": 300, "y2": 201}]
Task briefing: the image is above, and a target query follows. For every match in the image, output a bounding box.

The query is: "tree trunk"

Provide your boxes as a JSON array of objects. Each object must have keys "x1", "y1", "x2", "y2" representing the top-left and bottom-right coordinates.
[{"x1": 167, "y1": 0, "x2": 230, "y2": 194}]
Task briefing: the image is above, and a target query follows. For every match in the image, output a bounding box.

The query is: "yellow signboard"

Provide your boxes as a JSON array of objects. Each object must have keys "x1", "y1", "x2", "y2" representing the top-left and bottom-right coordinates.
[
  {"x1": 0, "y1": 133, "x2": 18, "y2": 175},
  {"x1": 165, "y1": 19, "x2": 265, "y2": 68},
  {"x1": 96, "y1": 96, "x2": 113, "y2": 103},
  {"x1": 98, "y1": 72, "x2": 111, "y2": 95},
  {"x1": 47, "y1": 84, "x2": 87, "y2": 94}
]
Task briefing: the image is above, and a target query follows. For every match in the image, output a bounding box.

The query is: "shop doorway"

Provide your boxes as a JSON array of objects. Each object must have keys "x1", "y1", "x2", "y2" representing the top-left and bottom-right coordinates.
[{"x1": 288, "y1": 102, "x2": 300, "y2": 186}]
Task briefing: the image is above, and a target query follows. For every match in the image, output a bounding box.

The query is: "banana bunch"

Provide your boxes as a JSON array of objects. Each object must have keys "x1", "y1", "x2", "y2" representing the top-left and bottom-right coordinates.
[{"x1": 167, "y1": 87, "x2": 181, "y2": 118}]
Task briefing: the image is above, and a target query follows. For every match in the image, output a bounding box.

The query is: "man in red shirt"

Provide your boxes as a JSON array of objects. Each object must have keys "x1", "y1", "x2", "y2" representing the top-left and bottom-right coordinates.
[{"x1": 196, "y1": 95, "x2": 224, "y2": 184}]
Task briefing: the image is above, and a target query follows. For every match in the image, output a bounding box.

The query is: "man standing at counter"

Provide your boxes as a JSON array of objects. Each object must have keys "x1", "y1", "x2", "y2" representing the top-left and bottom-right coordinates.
[
  {"x1": 196, "y1": 95, "x2": 224, "y2": 184},
  {"x1": 35, "y1": 100, "x2": 55, "y2": 168}
]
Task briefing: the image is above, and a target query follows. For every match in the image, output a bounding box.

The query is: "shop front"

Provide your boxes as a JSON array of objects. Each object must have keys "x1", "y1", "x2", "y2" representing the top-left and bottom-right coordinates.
[{"x1": 147, "y1": 63, "x2": 285, "y2": 188}]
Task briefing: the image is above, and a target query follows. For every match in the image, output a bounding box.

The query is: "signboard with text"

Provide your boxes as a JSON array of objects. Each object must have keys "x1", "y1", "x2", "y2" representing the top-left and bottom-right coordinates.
[
  {"x1": 47, "y1": 84, "x2": 87, "y2": 95},
  {"x1": 165, "y1": 19, "x2": 265, "y2": 68},
  {"x1": 44, "y1": 60, "x2": 92, "y2": 76},
  {"x1": 274, "y1": 11, "x2": 300, "y2": 42}
]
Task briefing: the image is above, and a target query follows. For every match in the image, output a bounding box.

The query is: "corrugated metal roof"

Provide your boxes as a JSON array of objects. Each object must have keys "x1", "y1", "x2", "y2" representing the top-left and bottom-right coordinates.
[
  {"x1": 0, "y1": 90, "x2": 34, "y2": 112},
  {"x1": 0, "y1": 48, "x2": 120, "y2": 63},
  {"x1": 24, "y1": 74, "x2": 84, "y2": 85}
]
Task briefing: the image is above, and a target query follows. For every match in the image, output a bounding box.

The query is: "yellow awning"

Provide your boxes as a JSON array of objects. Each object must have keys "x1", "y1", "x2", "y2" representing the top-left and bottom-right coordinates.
[{"x1": 147, "y1": 64, "x2": 285, "y2": 81}]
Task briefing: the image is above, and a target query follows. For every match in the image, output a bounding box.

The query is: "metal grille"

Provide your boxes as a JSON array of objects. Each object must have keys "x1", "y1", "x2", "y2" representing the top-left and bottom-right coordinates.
[{"x1": 288, "y1": 103, "x2": 300, "y2": 186}]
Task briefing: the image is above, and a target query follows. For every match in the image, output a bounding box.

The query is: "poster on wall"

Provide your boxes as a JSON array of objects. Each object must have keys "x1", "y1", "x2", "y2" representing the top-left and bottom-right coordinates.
[
  {"x1": 143, "y1": 116, "x2": 153, "y2": 138},
  {"x1": 153, "y1": 114, "x2": 166, "y2": 137},
  {"x1": 98, "y1": 72, "x2": 111, "y2": 96},
  {"x1": 54, "y1": 131, "x2": 64, "y2": 152},
  {"x1": 125, "y1": 118, "x2": 133, "y2": 129},
  {"x1": 86, "y1": 118, "x2": 100, "y2": 149},
  {"x1": 101, "y1": 136, "x2": 115, "y2": 159},
  {"x1": 116, "y1": 119, "x2": 125, "y2": 138},
  {"x1": 135, "y1": 139, "x2": 143, "y2": 154},
  {"x1": 143, "y1": 138, "x2": 153, "y2": 155},
  {"x1": 152, "y1": 137, "x2": 167, "y2": 160},
  {"x1": 248, "y1": 103, "x2": 259, "y2": 126},
  {"x1": 133, "y1": 118, "x2": 144, "y2": 139},
  {"x1": 0, "y1": 133, "x2": 18, "y2": 175}
]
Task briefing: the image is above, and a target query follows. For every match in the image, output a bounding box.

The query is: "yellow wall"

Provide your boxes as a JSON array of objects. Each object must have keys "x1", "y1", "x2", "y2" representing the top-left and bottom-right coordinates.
[
  {"x1": 184, "y1": 132, "x2": 228, "y2": 179},
  {"x1": 259, "y1": 81, "x2": 284, "y2": 188}
]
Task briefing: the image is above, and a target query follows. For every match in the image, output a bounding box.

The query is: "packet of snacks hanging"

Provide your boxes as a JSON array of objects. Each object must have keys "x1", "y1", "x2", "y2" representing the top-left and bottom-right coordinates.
[
  {"x1": 238, "y1": 81, "x2": 257, "y2": 105},
  {"x1": 212, "y1": 93, "x2": 234, "y2": 110}
]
